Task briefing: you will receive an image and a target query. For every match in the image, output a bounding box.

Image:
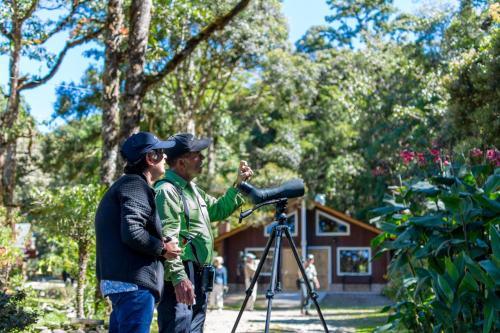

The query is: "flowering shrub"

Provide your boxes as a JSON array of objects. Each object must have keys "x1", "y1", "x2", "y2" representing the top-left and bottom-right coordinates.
[{"x1": 372, "y1": 150, "x2": 500, "y2": 333}]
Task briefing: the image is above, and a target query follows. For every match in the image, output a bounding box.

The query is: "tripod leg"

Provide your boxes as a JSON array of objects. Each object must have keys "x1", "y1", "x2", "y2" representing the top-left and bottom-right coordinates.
[
  {"x1": 231, "y1": 228, "x2": 276, "y2": 333},
  {"x1": 276, "y1": 243, "x2": 282, "y2": 292},
  {"x1": 264, "y1": 226, "x2": 284, "y2": 333},
  {"x1": 284, "y1": 227, "x2": 330, "y2": 333}
]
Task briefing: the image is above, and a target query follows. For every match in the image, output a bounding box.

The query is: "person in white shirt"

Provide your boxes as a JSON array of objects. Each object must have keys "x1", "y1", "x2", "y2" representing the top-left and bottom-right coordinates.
[
  {"x1": 243, "y1": 253, "x2": 258, "y2": 311},
  {"x1": 298, "y1": 254, "x2": 320, "y2": 315}
]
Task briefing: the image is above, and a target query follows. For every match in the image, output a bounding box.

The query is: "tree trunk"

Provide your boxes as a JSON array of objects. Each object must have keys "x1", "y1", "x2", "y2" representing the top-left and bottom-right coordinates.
[
  {"x1": 3, "y1": 143, "x2": 18, "y2": 232},
  {"x1": 186, "y1": 117, "x2": 196, "y2": 135},
  {"x1": 76, "y1": 242, "x2": 90, "y2": 318},
  {"x1": 116, "y1": 0, "x2": 152, "y2": 176},
  {"x1": 101, "y1": 0, "x2": 124, "y2": 186},
  {"x1": 1, "y1": 18, "x2": 22, "y2": 231}
]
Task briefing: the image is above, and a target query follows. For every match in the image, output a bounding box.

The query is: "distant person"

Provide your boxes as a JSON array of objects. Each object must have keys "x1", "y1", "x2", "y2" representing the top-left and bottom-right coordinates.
[
  {"x1": 208, "y1": 256, "x2": 228, "y2": 311},
  {"x1": 298, "y1": 254, "x2": 320, "y2": 315},
  {"x1": 95, "y1": 132, "x2": 181, "y2": 333},
  {"x1": 62, "y1": 270, "x2": 71, "y2": 285},
  {"x1": 243, "y1": 253, "x2": 258, "y2": 311}
]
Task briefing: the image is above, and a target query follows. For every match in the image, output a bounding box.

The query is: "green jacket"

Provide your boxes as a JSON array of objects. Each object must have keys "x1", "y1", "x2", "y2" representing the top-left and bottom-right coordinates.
[{"x1": 154, "y1": 169, "x2": 245, "y2": 286}]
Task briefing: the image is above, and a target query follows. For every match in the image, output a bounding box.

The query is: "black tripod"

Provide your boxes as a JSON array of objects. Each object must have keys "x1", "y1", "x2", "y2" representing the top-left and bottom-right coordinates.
[{"x1": 231, "y1": 198, "x2": 329, "y2": 333}]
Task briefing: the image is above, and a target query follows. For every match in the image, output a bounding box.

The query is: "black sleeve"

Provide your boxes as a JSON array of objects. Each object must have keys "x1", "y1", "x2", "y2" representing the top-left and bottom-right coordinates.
[{"x1": 119, "y1": 178, "x2": 163, "y2": 256}]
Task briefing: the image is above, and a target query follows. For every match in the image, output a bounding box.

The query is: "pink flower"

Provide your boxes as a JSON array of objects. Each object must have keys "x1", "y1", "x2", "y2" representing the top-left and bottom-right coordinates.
[
  {"x1": 486, "y1": 149, "x2": 498, "y2": 161},
  {"x1": 485, "y1": 148, "x2": 500, "y2": 166},
  {"x1": 416, "y1": 152, "x2": 426, "y2": 166},
  {"x1": 371, "y1": 166, "x2": 384, "y2": 176},
  {"x1": 400, "y1": 150, "x2": 415, "y2": 164},
  {"x1": 470, "y1": 148, "x2": 483, "y2": 158},
  {"x1": 443, "y1": 160, "x2": 451, "y2": 166},
  {"x1": 429, "y1": 149, "x2": 440, "y2": 157}
]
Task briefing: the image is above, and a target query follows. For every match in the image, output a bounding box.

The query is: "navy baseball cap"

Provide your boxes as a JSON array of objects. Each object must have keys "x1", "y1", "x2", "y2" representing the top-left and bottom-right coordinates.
[
  {"x1": 121, "y1": 132, "x2": 175, "y2": 164},
  {"x1": 166, "y1": 133, "x2": 211, "y2": 159}
]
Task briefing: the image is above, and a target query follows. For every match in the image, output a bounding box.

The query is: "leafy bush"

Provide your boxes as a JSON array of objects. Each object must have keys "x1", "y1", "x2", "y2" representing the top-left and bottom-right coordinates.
[
  {"x1": 30, "y1": 183, "x2": 106, "y2": 318},
  {"x1": 372, "y1": 151, "x2": 499, "y2": 333},
  {"x1": 0, "y1": 290, "x2": 38, "y2": 332}
]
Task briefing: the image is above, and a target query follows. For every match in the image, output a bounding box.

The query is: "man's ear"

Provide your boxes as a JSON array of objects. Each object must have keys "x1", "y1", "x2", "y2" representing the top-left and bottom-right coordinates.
[{"x1": 177, "y1": 157, "x2": 186, "y2": 169}]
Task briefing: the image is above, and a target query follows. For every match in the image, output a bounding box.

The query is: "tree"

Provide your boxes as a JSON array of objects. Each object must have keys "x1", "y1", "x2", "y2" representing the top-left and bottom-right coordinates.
[
  {"x1": 145, "y1": 0, "x2": 287, "y2": 182},
  {"x1": 296, "y1": 0, "x2": 395, "y2": 51},
  {"x1": 0, "y1": 0, "x2": 103, "y2": 229},
  {"x1": 443, "y1": 3, "x2": 500, "y2": 148},
  {"x1": 31, "y1": 184, "x2": 105, "y2": 318},
  {"x1": 99, "y1": 0, "x2": 253, "y2": 184},
  {"x1": 38, "y1": 115, "x2": 101, "y2": 185}
]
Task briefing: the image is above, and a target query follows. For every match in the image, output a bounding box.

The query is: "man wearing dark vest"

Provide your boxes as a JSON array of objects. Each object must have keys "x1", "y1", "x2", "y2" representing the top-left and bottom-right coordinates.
[
  {"x1": 155, "y1": 133, "x2": 253, "y2": 333},
  {"x1": 95, "y1": 132, "x2": 182, "y2": 333}
]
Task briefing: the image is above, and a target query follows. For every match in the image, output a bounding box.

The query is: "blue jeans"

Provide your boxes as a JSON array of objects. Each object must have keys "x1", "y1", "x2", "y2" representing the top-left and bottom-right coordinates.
[{"x1": 108, "y1": 287, "x2": 155, "y2": 333}]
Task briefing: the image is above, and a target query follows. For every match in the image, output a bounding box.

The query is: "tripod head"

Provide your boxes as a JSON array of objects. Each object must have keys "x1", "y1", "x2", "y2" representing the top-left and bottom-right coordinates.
[{"x1": 238, "y1": 198, "x2": 288, "y2": 223}]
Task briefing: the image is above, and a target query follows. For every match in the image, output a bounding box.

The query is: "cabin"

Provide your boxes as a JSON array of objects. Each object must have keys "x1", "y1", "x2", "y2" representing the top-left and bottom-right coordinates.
[{"x1": 215, "y1": 200, "x2": 389, "y2": 292}]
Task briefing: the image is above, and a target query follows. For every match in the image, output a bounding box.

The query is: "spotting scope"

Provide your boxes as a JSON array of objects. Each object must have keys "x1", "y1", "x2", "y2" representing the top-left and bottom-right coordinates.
[{"x1": 238, "y1": 179, "x2": 305, "y2": 204}]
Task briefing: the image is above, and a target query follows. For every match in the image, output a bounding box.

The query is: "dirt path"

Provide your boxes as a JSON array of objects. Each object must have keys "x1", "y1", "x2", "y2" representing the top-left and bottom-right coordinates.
[
  {"x1": 203, "y1": 292, "x2": 391, "y2": 333},
  {"x1": 204, "y1": 308, "x2": 383, "y2": 333}
]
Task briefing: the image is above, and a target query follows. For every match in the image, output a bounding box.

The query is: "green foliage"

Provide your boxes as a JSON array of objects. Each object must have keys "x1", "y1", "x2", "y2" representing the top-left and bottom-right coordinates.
[
  {"x1": 445, "y1": 19, "x2": 500, "y2": 146},
  {"x1": 0, "y1": 0, "x2": 104, "y2": 64},
  {"x1": 297, "y1": 0, "x2": 395, "y2": 50},
  {"x1": 27, "y1": 235, "x2": 79, "y2": 279},
  {"x1": 31, "y1": 183, "x2": 105, "y2": 244},
  {"x1": 38, "y1": 115, "x2": 101, "y2": 185},
  {"x1": 29, "y1": 183, "x2": 106, "y2": 317},
  {"x1": 0, "y1": 290, "x2": 39, "y2": 333},
  {"x1": 372, "y1": 160, "x2": 500, "y2": 332},
  {"x1": 0, "y1": 224, "x2": 22, "y2": 288}
]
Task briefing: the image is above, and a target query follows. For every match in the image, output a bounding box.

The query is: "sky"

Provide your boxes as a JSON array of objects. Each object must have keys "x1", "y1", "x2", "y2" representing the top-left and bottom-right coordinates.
[{"x1": 0, "y1": 0, "x2": 425, "y2": 129}]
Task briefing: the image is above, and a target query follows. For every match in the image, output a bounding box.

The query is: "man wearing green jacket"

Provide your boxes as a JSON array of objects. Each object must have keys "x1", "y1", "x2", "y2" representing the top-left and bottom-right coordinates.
[{"x1": 155, "y1": 133, "x2": 253, "y2": 333}]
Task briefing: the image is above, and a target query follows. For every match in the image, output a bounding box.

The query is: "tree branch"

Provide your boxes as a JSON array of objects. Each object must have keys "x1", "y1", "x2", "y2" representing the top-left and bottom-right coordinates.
[
  {"x1": 143, "y1": 0, "x2": 251, "y2": 93},
  {"x1": 42, "y1": 1, "x2": 95, "y2": 44},
  {"x1": 19, "y1": 28, "x2": 103, "y2": 91},
  {"x1": 205, "y1": 56, "x2": 240, "y2": 115},
  {"x1": 20, "y1": 0, "x2": 39, "y2": 23}
]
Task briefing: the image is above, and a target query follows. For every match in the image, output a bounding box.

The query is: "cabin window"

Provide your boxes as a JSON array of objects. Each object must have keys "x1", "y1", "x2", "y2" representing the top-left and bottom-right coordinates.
[
  {"x1": 315, "y1": 211, "x2": 350, "y2": 236},
  {"x1": 264, "y1": 211, "x2": 298, "y2": 237},
  {"x1": 337, "y1": 247, "x2": 371, "y2": 276}
]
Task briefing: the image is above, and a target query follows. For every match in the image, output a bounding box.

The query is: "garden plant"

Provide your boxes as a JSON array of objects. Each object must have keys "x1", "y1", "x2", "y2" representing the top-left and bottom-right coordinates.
[{"x1": 372, "y1": 148, "x2": 500, "y2": 333}]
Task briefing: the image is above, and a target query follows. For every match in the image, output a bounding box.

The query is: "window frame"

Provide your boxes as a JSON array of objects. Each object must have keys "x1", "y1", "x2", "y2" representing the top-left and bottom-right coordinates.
[
  {"x1": 315, "y1": 210, "x2": 350, "y2": 236},
  {"x1": 336, "y1": 246, "x2": 372, "y2": 276}
]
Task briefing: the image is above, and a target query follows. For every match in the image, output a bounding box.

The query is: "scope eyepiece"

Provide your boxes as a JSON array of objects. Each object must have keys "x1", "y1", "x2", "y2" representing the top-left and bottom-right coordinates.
[{"x1": 238, "y1": 179, "x2": 305, "y2": 204}]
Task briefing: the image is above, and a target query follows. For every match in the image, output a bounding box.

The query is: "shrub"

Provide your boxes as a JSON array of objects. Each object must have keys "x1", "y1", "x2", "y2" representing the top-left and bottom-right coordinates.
[
  {"x1": 0, "y1": 290, "x2": 38, "y2": 332},
  {"x1": 372, "y1": 150, "x2": 499, "y2": 333}
]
